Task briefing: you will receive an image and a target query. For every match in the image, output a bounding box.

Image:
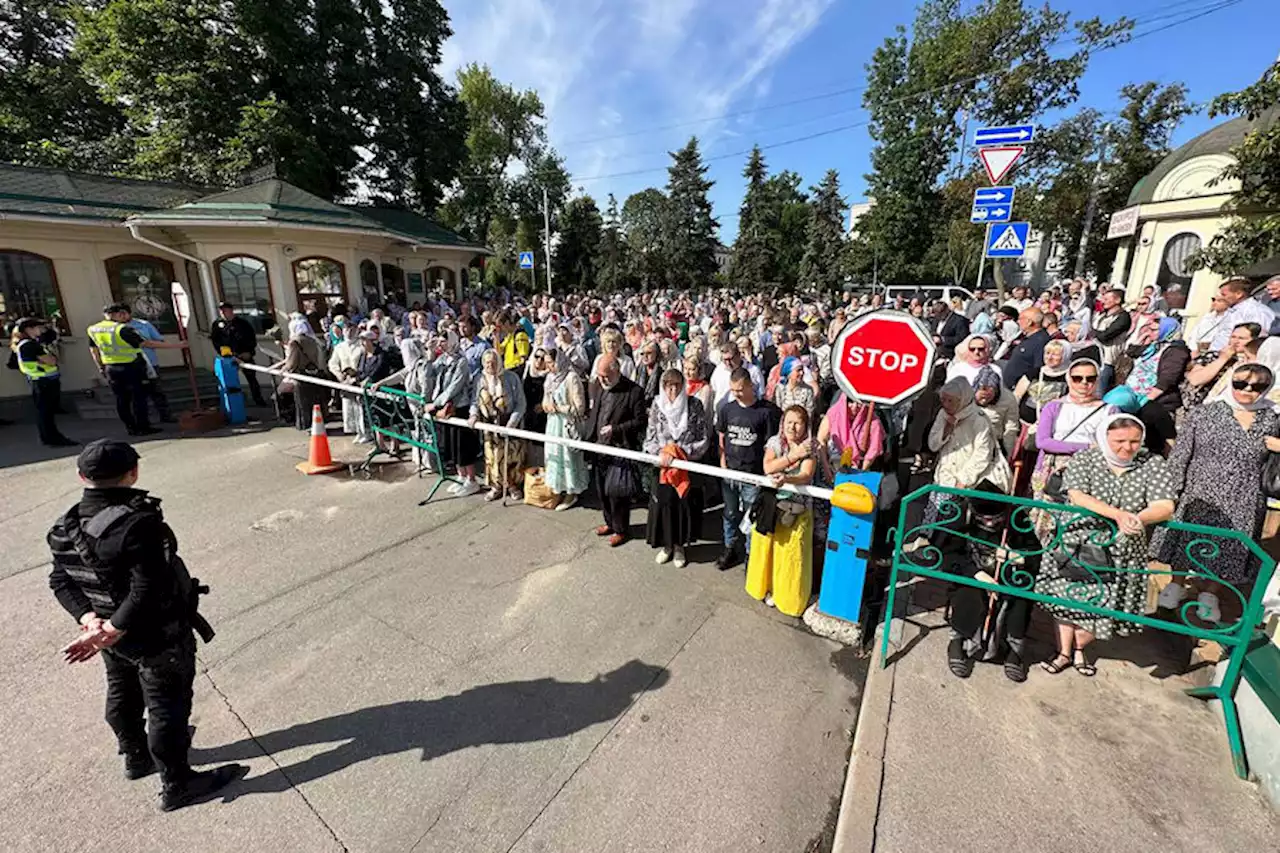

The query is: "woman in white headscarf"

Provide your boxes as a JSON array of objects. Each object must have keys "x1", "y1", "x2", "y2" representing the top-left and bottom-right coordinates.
[
  {"x1": 1152, "y1": 362, "x2": 1280, "y2": 622},
  {"x1": 426, "y1": 329, "x2": 481, "y2": 496},
  {"x1": 328, "y1": 322, "x2": 364, "y2": 435},
  {"x1": 541, "y1": 348, "x2": 589, "y2": 510},
  {"x1": 946, "y1": 333, "x2": 1001, "y2": 384},
  {"x1": 643, "y1": 369, "x2": 711, "y2": 567},
  {"x1": 272, "y1": 317, "x2": 326, "y2": 430},
  {"x1": 1035, "y1": 414, "x2": 1175, "y2": 676},
  {"x1": 469, "y1": 348, "x2": 527, "y2": 502}
]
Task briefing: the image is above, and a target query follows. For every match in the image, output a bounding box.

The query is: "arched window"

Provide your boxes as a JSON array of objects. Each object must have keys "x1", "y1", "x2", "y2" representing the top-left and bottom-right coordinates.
[
  {"x1": 0, "y1": 250, "x2": 68, "y2": 333},
  {"x1": 359, "y1": 259, "x2": 379, "y2": 308},
  {"x1": 1155, "y1": 232, "x2": 1201, "y2": 312},
  {"x1": 105, "y1": 254, "x2": 178, "y2": 334},
  {"x1": 216, "y1": 254, "x2": 276, "y2": 335},
  {"x1": 292, "y1": 256, "x2": 348, "y2": 318}
]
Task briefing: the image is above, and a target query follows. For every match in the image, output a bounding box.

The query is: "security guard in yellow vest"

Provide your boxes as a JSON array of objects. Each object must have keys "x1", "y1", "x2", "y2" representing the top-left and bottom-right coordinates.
[
  {"x1": 12, "y1": 317, "x2": 77, "y2": 447},
  {"x1": 88, "y1": 303, "x2": 188, "y2": 436}
]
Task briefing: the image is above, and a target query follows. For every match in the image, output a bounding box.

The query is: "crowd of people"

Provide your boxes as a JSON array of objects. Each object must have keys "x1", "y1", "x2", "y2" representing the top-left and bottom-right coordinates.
[{"x1": 12, "y1": 273, "x2": 1280, "y2": 683}]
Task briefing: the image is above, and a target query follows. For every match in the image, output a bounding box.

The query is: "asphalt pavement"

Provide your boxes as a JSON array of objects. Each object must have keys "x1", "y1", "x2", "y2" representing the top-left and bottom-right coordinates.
[{"x1": 0, "y1": 418, "x2": 861, "y2": 853}]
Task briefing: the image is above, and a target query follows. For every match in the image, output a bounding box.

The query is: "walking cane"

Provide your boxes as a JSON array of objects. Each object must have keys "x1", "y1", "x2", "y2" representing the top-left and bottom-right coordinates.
[{"x1": 501, "y1": 432, "x2": 513, "y2": 507}]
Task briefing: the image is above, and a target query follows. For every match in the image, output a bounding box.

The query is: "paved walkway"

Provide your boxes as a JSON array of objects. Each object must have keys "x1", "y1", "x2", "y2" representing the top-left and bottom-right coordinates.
[
  {"x1": 834, "y1": 579, "x2": 1280, "y2": 853},
  {"x1": 1, "y1": 421, "x2": 859, "y2": 853}
]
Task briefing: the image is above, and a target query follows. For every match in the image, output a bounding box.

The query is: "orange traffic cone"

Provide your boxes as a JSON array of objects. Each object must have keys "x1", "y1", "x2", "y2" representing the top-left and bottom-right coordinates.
[{"x1": 296, "y1": 405, "x2": 344, "y2": 475}]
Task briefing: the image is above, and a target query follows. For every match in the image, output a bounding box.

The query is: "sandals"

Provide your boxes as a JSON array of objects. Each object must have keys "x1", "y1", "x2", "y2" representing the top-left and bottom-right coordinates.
[
  {"x1": 947, "y1": 638, "x2": 975, "y2": 679},
  {"x1": 1040, "y1": 653, "x2": 1072, "y2": 675},
  {"x1": 1004, "y1": 651, "x2": 1028, "y2": 683},
  {"x1": 1072, "y1": 649, "x2": 1097, "y2": 677}
]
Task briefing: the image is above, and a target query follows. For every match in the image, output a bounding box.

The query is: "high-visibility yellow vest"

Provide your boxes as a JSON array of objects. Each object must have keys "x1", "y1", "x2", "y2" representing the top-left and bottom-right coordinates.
[
  {"x1": 16, "y1": 346, "x2": 59, "y2": 380},
  {"x1": 87, "y1": 321, "x2": 142, "y2": 365}
]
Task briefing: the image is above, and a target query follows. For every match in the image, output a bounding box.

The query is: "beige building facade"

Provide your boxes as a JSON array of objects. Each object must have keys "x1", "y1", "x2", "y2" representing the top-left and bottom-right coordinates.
[{"x1": 0, "y1": 165, "x2": 488, "y2": 400}]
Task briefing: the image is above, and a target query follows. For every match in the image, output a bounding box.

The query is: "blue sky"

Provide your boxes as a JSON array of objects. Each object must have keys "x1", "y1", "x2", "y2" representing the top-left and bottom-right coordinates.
[{"x1": 439, "y1": 0, "x2": 1276, "y2": 241}]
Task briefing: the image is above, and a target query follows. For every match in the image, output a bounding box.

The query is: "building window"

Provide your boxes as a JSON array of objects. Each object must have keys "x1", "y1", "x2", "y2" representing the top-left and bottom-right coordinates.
[
  {"x1": 292, "y1": 256, "x2": 347, "y2": 318},
  {"x1": 1155, "y1": 232, "x2": 1201, "y2": 312},
  {"x1": 216, "y1": 255, "x2": 276, "y2": 335},
  {"x1": 359, "y1": 259, "x2": 379, "y2": 308},
  {"x1": 105, "y1": 255, "x2": 178, "y2": 334},
  {"x1": 0, "y1": 250, "x2": 68, "y2": 334}
]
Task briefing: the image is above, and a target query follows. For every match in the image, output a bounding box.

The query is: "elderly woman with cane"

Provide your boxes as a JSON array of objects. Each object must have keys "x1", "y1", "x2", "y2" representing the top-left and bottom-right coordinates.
[{"x1": 470, "y1": 348, "x2": 528, "y2": 503}]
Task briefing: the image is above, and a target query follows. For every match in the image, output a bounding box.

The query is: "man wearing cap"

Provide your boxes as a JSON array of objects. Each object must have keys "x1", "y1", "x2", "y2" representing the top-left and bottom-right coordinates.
[
  {"x1": 12, "y1": 316, "x2": 77, "y2": 446},
  {"x1": 87, "y1": 304, "x2": 188, "y2": 436},
  {"x1": 210, "y1": 302, "x2": 268, "y2": 407},
  {"x1": 48, "y1": 439, "x2": 244, "y2": 811}
]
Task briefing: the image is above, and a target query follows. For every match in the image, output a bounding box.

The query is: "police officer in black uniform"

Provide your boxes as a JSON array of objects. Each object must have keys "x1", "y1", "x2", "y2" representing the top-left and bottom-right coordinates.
[{"x1": 48, "y1": 439, "x2": 245, "y2": 811}]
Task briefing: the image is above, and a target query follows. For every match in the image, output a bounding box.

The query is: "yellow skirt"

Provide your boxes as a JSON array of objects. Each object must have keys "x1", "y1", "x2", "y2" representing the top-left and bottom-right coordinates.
[{"x1": 746, "y1": 509, "x2": 813, "y2": 617}]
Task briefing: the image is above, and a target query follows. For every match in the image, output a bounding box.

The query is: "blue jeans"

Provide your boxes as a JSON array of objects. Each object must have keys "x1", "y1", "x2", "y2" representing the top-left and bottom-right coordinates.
[
  {"x1": 722, "y1": 480, "x2": 761, "y2": 556},
  {"x1": 1098, "y1": 364, "x2": 1116, "y2": 396}
]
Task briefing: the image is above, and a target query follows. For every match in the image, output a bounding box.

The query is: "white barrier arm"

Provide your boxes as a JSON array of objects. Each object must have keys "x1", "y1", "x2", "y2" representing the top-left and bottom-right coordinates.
[{"x1": 239, "y1": 362, "x2": 836, "y2": 501}]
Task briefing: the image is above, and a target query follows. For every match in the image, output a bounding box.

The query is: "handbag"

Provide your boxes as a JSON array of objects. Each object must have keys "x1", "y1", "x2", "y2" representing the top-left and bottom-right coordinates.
[
  {"x1": 1262, "y1": 453, "x2": 1280, "y2": 500},
  {"x1": 523, "y1": 467, "x2": 561, "y2": 509},
  {"x1": 1050, "y1": 538, "x2": 1114, "y2": 583},
  {"x1": 603, "y1": 460, "x2": 641, "y2": 500}
]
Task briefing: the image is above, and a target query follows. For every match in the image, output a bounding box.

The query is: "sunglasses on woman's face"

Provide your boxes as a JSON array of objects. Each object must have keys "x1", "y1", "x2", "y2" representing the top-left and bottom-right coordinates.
[
  {"x1": 1232, "y1": 379, "x2": 1269, "y2": 392},
  {"x1": 969, "y1": 345, "x2": 987, "y2": 353},
  {"x1": 1069, "y1": 374, "x2": 1098, "y2": 384}
]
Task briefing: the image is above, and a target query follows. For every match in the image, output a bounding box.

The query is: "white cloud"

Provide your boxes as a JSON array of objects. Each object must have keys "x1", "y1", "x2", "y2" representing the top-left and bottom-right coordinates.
[{"x1": 440, "y1": 0, "x2": 835, "y2": 217}]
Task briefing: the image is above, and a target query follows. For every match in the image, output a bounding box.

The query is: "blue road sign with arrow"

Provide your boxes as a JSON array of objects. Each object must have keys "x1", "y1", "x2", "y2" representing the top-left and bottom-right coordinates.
[
  {"x1": 519, "y1": 251, "x2": 535, "y2": 270},
  {"x1": 970, "y1": 186, "x2": 1015, "y2": 223},
  {"x1": 985, "y1": 222, "x2": 1030, "y2": 258},
  {"x1": 974, "y1": 186, "x2": 1015, "y2": 205},
  {"x1": 974, "y1": 124, "x2": 1035, "y2": 146}
]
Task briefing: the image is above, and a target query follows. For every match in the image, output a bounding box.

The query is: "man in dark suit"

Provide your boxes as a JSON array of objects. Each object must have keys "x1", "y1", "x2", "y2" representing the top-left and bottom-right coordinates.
[
  {"x1": 584, "y1": 355, "x2": 647, "y2": 547},
  {"x1": 929, "y1": 301, "x2": 970, "y2": 360},
  {"x1": 1002, "y1": 308, "x2": 1051, "y2": 391}
]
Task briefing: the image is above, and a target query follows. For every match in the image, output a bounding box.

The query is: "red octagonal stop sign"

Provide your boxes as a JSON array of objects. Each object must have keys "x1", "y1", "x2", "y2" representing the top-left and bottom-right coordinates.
[{"x1": 829, "y1": 310, "x2": 937, "y2": 405}]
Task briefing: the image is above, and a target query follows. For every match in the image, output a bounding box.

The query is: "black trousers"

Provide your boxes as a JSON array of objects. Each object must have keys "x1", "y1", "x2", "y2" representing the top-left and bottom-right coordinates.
[
  {"x1": 236, "y1": 353, "x2": 267, "y2": 405},
  {"x1": 596, "y1": 469, "x2": 632, "y2": 536},
  {"x1": 105, "y1": 362, "x2": 150, "y2": 432},
  {"x1": 102, "y1": 633, "x2": 196, "y2": 784},
  {"x1": 31, "y1": 375, "x2": 66, "y2": 444},
  {"x1": 142, "y1": 376, "x2": 172, "y2": 421}
]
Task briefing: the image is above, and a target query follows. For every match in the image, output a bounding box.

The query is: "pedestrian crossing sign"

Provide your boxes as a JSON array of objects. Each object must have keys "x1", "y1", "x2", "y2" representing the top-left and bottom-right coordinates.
[
  {"x1": 984, "y1": 222, "x2": 1030, "y2": 258},
  {"x1": 519, "y1": 251, "x2": 535, "y2": 270}
]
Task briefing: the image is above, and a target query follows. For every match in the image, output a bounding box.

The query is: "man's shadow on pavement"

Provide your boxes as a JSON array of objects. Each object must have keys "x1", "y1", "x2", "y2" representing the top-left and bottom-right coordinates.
[{"x1": 193, "y1": 660, "x2": 670, "y2": 798}]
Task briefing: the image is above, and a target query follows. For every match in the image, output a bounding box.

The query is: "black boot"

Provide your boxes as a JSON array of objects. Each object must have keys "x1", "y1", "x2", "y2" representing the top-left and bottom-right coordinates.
[
  {"x1": 159, "y1": 764, "x2": 247, "y2": 812},
  {"x1": 123, "y1": 748, "x2": 156, "y2": 780},
  {"x1": 947, "y1": 637, "x2": 974, "y2": 678}
]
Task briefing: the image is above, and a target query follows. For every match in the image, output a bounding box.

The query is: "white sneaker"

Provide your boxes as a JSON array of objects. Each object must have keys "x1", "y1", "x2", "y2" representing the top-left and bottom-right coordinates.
[
  {"x1": 446, "y1": 480, "x2": 463, "y2": 494},
  {"x1": 1158, "y1": 582, "x2": 1186, "y2": 610},
  {"x1": 1196, "y1": 592, "x2": 1222, "y2": 624},
  {"x1": 455, "y1": 480, "x2": 481, "y2": 498},
  {"x1": 764, "y1": 593, "x2": 776, "y2": 608},
  {"x1": 673, "y1": 547, "x2": 687, "y2": 568},
  {"x1": 352, "y1": 436, "x2": 372, "y2": 445},
  {"x1": 655, "y1": 548, "x2": 672, "y2": 565},
  {"x1": 554, "y1": 495, "x2": 577, "y2": 512}
]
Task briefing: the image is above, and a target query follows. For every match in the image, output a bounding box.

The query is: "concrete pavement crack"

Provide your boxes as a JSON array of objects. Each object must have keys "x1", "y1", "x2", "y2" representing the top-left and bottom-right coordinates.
[
  {"x1": 499, "y1": 603, "x2": 719, "y2": 853},
  {"x1": 201, "y1": 667, "x2": 350, "y2": 853}
]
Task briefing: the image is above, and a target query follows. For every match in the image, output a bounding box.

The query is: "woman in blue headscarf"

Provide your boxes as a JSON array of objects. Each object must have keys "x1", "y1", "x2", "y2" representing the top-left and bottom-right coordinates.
[
  {"x1": 1103, "y1": 386, "x2": 1177, "y2": 456},
  {"x1": 1124, "y1": 316, "x2": 1190, "y2": 417},
  {"x1": 774, "y1": 355, "x2": 818, "y2": 422}
]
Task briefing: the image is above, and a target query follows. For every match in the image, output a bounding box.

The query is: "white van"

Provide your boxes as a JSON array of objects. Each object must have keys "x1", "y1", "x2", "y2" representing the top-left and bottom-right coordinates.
[{"x1": 880, "y1": 284, "x2": 976, "y2": 307}]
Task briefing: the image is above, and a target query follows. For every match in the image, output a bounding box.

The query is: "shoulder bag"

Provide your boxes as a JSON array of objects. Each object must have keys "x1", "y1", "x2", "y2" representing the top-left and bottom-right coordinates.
[
  {"x1": 1042, "y1": 404, "x2": 1109, "y2": 502},
  {"x1": 1050, "y1": 537, "x2": 1115, "y2": 583}
]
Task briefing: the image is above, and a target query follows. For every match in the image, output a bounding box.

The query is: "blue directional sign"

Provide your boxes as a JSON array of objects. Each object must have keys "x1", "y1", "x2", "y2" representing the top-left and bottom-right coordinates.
[
  {"x1": 974, "y1": 186, "x2": 1015, "y2": 206},
  {"x1": 971, "y1": 186, "x2": 1015, "y2": 223},
  {"x1": 984, "y1": 222, "x2": 1030, "y2": 258},
  {"x1": 518, "y1": 251, "x2": 535, "y2": 270},
  {"x1": 974, "y1": 124, "x2": 1035, "y2": 146}
]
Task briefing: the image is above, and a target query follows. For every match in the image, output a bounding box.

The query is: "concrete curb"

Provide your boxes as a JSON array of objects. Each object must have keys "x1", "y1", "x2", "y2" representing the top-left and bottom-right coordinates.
[{"x1": 831, "y1": 640, "x2": 897, "y2": 853}]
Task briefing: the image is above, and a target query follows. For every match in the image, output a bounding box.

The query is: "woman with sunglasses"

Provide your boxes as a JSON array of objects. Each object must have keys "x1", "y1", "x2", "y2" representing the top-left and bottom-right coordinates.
[
  {"x1": 1037, "y1": 414, "x2": 1177, "y2": 676},
  {"x1": 946, "y1": 334, "x2": 1001, "y2": 384},
  {"x1": 1030, "y1": 359, "x2": 1112, "y2": 535},
  {"x1": 1152, "y1": 362, "x2": 1280, "y2": 623}
]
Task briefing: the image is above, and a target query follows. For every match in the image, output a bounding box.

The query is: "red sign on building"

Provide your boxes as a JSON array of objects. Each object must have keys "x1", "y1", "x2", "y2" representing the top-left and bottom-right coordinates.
[{"x1": 829, "y1": 310, "x2": 937, "y2": 406}]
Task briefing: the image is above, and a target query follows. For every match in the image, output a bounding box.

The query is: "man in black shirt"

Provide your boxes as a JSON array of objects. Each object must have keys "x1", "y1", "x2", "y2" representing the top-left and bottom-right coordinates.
[
  {"x1": 714, "y1": 368, "x2": 781, "y2": 571},
  {"x1": 1002, "y1": 308, "x2": 1051, "y2": 392},
  {"x1": 584, "y1": 355, "x2": 647, "y2": 547},
  {"x1": 13, "y1": 317, "x2": 77, "y2": 446},
  {"x1": 210, "y1": 302, "x2": 268, "y2": 407},
  {"x1": 929, "y1": 300, "x2": 970, "y2": 360},
  {"x1": 48, "y1": 440, "x2": 244, "y2": 811}
]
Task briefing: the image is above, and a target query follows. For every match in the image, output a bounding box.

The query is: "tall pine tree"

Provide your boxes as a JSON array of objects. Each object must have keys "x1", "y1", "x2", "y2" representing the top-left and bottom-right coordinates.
[
  {"x1": 552, "y1": 195, "x2": 604, "y2": 292},
  {"x1": 664, "y1": 137, "x2": 719, "y2": 290},
  {"x1": 729, "y1": 146, "x2": 774, "y2": 288},
  {"x1": 799, "y1": 170, "x2": 848, "y2": 292},
  {"x1": 597, "y1": 193, "x2": 631, "y2": 292}
]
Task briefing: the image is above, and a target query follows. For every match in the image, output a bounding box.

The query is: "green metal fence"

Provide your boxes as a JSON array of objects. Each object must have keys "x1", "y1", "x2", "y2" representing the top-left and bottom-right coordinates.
[
  {"x1": 881, "y1": 484, "x2": 1276, "y2": 780},
  {"x1": 358, "y1": 386, "x2": 462, "y2": 503}
]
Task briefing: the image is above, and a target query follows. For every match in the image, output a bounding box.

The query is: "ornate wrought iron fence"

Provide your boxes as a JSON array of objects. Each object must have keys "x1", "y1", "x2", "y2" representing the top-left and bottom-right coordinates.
[
  {"x1": 881, "y1": 483, "x2": 1275, "y2": 779},
  {"x1": 357, "y1": 386, "x2": 461, "y2": 502}
]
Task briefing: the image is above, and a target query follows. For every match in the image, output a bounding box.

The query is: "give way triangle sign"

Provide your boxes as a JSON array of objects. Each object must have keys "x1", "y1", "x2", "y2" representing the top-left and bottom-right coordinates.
[{"x1": 979, "y1": 146, "x2": 1024, "y2": 185}]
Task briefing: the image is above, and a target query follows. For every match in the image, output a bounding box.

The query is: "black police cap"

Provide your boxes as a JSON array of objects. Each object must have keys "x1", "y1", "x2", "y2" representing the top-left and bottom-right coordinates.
[
  {"x1": 77, "y1": 439, "x2": 140, "y2": 481},
  {"x1": 103, "y1": 302, "x2": 131, "y2": 315}
]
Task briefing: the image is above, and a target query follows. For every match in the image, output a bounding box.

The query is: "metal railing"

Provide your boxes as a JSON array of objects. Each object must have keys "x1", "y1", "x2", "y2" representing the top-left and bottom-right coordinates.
[{"x1": 883, "y1": 484, "x2": 1276, "y2": 780}]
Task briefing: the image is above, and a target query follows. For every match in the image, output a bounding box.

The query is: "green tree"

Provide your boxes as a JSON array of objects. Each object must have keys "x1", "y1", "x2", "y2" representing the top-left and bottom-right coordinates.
[
  {"x1": 799, "y1": 170, "x2": 848, "y2": 292},
  {"x1": 597, "y1": 193, "x2": 632, "y2": 292},
  {"x1": 923, "y1": 174, "x2": 986, "y2": 285},
  {"x1": 852, "y1": 0, "x2": 1131, "y2": 285},
  {"x1": 664, "y1": 137, "x2": 719, "y2": 290},
  {"x1": 553, "y1": 195, "x2": 604, "y2": 292},
  {"x1": 766, "y1": 171, "x2": 810, "y2": 290},
  {"x1": 0, "y1": 0, "x2": 129, "y2": 169},
  {"x1": 729, "y1": 146, "x2": 775, "y2": 288},
  {"x1": 1193, "y1": 60, "x2": 1280, "y2": 274},
  {"x1": 621, "y1": 188, "x2": 670, "y2": 287}
]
